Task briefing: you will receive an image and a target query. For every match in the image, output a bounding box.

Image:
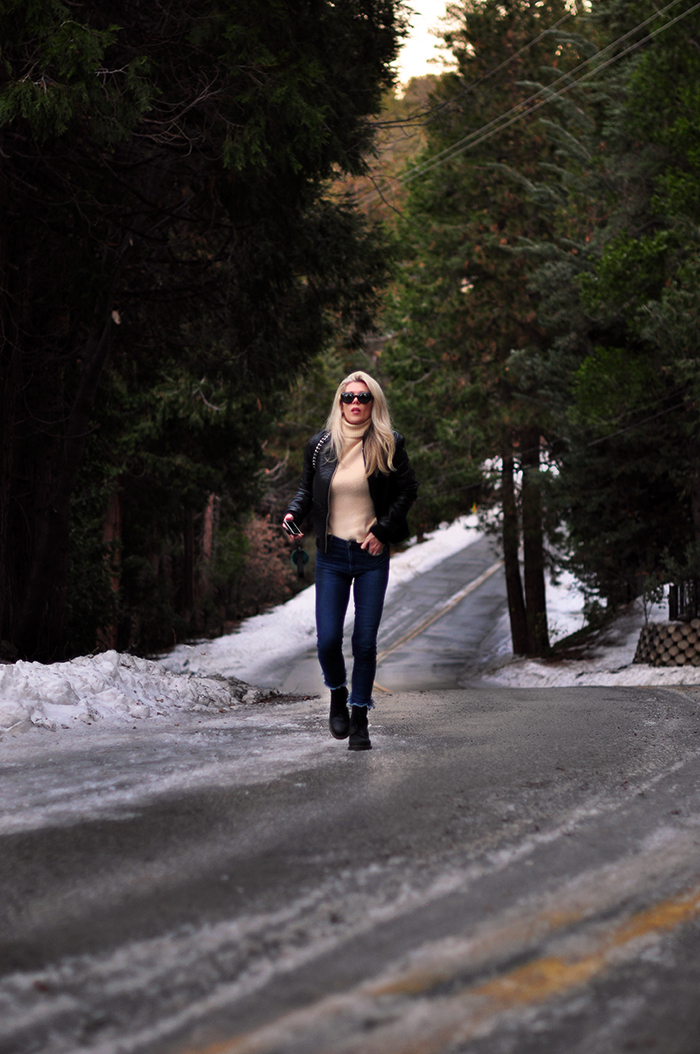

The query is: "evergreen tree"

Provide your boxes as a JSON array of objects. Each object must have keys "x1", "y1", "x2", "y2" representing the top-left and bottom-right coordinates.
[
  {"x1": 521, "y1": 0, "x2": 700, "y2": 609},
  {"x1": 0, "y1": 0, "x2": 405, "y2": 658},
  {"x1": 384, "y1": 0, "x2": 579, "y2": 654}
]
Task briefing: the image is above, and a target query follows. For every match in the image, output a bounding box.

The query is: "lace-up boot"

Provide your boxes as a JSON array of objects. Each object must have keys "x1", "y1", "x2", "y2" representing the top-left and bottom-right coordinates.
[
  {"x1": 329, "y1": 686, "x2": 350, "y2": 739},
  {"x1": 348, "y1": 704, "x2": 372, "y2": 751}
]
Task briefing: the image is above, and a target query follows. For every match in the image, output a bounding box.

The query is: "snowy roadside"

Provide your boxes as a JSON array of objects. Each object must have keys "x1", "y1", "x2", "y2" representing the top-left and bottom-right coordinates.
[
  {"x1": 481, "y1": 584, "x2": 700, "y2": 689},
  {"x1": 3, "y1": 514, "x2": 700, "y2": 738},
  {"x1": 160, "y1": 514, "x2": 484, "y2": 682},
  {"x1": 0, "y1": 651, "x2": 269, "y2": 736},
  {"x1": 0, "y1": 517, "x2": 483, "y2": 736}
]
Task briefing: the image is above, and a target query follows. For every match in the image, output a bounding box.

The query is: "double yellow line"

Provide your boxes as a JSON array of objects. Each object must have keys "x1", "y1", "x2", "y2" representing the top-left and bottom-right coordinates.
[
  {"x1": 191, "y1": 882, "x2": 700, "y2": 1054},
  {"x1": 372, "y1": 559, "x2": 504, "y2": 692}
]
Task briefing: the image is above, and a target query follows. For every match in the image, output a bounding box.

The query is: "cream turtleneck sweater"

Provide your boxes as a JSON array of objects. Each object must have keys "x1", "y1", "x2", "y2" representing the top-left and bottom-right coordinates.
[{"x1": 328, "y1": 420, "x2": 376, "y2": 542}]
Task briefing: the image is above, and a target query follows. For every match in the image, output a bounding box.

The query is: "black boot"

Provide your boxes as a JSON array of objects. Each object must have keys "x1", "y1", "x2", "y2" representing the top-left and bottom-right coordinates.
[
  {"x1": 329, "y1": 686, "x2": 350, "y2": 739},
  {"x1": 348, "y1": 704, "x2": 372, "y2": 751}
]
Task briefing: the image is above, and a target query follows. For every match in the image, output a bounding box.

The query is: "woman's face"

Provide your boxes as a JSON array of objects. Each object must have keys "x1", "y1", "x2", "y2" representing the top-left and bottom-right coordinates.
[{"x1": 341, "y1": 381, "x2": 373, "y2": 425}]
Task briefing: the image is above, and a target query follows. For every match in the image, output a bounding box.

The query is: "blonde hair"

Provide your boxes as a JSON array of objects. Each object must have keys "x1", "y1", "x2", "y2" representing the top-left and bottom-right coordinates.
[{"x1": 325, "y1": 371, "x2": 395, "y2": 476}]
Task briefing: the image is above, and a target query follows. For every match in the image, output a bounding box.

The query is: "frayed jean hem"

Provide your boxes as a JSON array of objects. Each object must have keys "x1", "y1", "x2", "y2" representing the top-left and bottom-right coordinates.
[{"x1": 348, "y1": 698, "x2": 375, "y2": 711}]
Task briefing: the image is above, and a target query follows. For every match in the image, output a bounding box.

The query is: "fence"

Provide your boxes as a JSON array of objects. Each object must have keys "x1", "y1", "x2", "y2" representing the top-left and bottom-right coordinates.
[{"x1": 668, "y1": 580, "x2": 700, "y2": 621}]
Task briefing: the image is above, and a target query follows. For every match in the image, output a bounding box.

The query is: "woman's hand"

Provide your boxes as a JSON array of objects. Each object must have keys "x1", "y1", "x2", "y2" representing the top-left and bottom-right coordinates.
[
  {"x1": 360, "y1": 531, "x2": 385, "y2": 556},
  {"x1": 282, "y1": 513, "x2": 304, "y2": 539}
]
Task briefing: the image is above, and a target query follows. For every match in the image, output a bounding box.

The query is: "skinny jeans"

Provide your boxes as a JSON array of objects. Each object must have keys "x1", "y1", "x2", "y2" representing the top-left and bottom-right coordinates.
[{"x1": 314, "y1": 536, "x2": 390, "y2": 708}]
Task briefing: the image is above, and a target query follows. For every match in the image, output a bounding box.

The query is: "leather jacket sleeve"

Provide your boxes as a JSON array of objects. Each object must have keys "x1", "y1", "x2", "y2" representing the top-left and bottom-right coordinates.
[
  {"x1": 369, "y1": 434, "x2": 418, "y2": 545},
  {"x1": 284, "y1": 432, "x2": 320, "y2": 526}
]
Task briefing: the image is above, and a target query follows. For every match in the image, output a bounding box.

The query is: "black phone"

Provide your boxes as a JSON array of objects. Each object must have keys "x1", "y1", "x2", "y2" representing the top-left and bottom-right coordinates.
[{"x1": 283, "y1": 519, "x2": 302, "y2": 537}]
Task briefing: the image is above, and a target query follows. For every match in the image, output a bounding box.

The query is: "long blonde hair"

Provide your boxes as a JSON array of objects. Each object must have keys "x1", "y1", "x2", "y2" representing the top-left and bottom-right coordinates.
[{"x1": 325, "y1": 371, "x2": 395, "y2": 476}]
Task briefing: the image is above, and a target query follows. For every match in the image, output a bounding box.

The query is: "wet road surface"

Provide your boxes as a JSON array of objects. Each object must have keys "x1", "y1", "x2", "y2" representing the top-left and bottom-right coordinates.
[
  {"x1": 266, "y1": 533, "x2": 509, "y2": 698},
  {"x1": 2, "y1": 539, "x2": 700, "y2": 1053},
  {"x1": 2, "y1": 683, "x2": 700, "y2": 1054}
]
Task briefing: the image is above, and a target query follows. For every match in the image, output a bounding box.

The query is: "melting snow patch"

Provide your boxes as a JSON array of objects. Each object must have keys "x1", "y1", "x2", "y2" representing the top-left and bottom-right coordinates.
[
  {"x1": 483, "y1": 594, "x2": 700, "y2": 688},
  {"x1": 0, "y1": 651, "x2": 264, "y2": 735},
  {"x1": 160, "y1": 515, "x2": 483, "y2": 682}
]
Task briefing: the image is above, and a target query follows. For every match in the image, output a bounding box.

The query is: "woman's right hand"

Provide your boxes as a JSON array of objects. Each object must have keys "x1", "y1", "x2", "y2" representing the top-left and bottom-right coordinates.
[{"x1": 282, "y1": 513, "x2": 304, "y2": 539}]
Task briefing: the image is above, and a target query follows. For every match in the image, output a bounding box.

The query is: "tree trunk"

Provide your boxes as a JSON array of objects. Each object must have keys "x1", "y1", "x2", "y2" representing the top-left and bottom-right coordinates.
[
  {"x1": 97, "y1": 481, "x2": 123, "y2": 651},
  {"x1": 199, "y1": 493, "x2": 219, "y2": 600},
  {"x1": 521, "y1": 427, "x2": 549, "y2": 656},
  {"x1": 688, "y1": 428, "x2": 700, "y2": 548},
  {"x1": 15, "y1": 311, "x2": 116, "y2": 659},
  {"x1": 502, "y1": 448, "x2": 528, "y2": 655},
  {"x1": 0, "y1": 155, "x2": 20, "y2": 648},
  {"x1": 0, "y1": 358, "x2": 18, "y2": 648},
  {"x1": 0, "y1": 331, "x2": 17, "y2": 650},
  {"x1": 183, "y1": 509, "x2": 195, "y2": 620}
]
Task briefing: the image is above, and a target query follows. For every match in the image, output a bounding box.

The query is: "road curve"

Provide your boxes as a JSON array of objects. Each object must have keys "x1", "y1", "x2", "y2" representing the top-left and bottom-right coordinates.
[
  {"x1": 2, "y1": 684, "x2": 700, "y2": 1054},
  {"x1": 267, "y1": 532, "x2": 509, "y2": 697}
]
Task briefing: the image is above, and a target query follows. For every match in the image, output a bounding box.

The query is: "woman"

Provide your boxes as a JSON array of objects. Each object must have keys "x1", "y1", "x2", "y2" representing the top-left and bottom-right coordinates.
[{"x1": 283, "y1": 371, "x2": 418, "y2": 751}]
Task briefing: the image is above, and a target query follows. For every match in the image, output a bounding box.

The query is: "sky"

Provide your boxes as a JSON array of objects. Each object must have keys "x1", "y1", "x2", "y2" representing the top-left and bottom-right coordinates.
[{"x1": 394, "y1": 0, "x2": 455, "y2": 83}]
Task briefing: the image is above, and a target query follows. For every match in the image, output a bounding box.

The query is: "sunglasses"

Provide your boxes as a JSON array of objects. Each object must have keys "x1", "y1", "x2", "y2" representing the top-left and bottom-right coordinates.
[{"x1": 340, "y1": 391, "x2": 373, "y2": 404}]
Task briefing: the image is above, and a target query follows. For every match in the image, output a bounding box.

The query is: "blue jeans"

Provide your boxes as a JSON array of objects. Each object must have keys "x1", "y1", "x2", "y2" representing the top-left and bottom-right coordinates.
[{"x1": 315, "y1": 536, "x2": 390, "y2": 709}]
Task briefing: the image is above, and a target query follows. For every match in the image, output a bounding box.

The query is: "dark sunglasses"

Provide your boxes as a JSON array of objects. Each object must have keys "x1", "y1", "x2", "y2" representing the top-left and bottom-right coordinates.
[{"x1": 340, "y1": 391, "x2": 373, "y2": 404}]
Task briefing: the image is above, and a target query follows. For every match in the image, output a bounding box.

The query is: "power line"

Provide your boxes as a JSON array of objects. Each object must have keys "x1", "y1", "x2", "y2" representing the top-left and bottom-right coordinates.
[
  {"x1": 360, "y1": 0, "x2": 699, "y2": 206},
  {"x1": 371, "y1": 9, "x2": 573, "y2": 130},
  {"x1": 583, "y1": 399, "x2": 690, "y2": 448},
  {"x1": 363, "y1": 0, "x2": 694, "y2": 202},
  {"x1": 411, "y1": 394, "x2": 693, "y2": 508},
  {"x1": 417, "y1": 0, "x2": 700, "y2": 183}
]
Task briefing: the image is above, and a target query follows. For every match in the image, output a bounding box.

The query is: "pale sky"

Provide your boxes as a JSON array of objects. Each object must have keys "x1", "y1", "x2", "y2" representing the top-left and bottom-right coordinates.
[{"x1": 394, "y1": 0, "x2": 455, "y2": 83}]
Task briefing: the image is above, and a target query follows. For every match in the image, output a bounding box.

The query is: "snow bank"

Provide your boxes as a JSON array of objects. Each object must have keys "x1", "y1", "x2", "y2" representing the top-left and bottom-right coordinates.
[
  {"x1": 4, "y1": 513, "x2": 699, "y2": 738},
  {"x1": 0, "y1": 518, "x2": 482, "y2": 736},
  {"x1": 482, "y1": 591, "x2": 700, "y2": 688},
  {"x1": 160, "y1": 515, "x2": 483, "y2": 682},
  {"x1": 481, "y1": 568, "x2": 589, "y2": 669},
  {"x1": 545, "y1": 570, "x2": 588, "y2": 644},
  {"x1": 0, "y1": 651, "x2": 265, "y2": 735}
]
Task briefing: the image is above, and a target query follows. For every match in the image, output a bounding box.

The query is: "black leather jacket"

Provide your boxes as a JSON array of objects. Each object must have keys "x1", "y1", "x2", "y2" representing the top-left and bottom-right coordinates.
[{"x1": 285, "y1": 430, "x2": 418, "y2": 551}]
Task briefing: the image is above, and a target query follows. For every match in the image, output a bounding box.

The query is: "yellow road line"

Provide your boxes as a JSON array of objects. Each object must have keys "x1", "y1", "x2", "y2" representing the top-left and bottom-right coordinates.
[
  {"x1": 362, "y1": 887, "x2": 700, "y2": 1054},
  {"x1": 372, "y1": 680, "x2": 393, "y2": 694},
  {"x1": 190, "y1": 883, "x2": 700, "y2": 1054},
  {"x1": 375, "y1": 559, "x2": 504, "y2": 665}
]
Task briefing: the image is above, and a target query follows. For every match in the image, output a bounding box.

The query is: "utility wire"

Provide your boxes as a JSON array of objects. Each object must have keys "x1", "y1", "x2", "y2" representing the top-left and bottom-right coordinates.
[
  {"x1": 409, "y1": 0, "x2": 700, "y2": 186},
  {"x1": 361, "y1": 0, "x2": 699, "y2": 206},
  {"x1": 372, "y1": 9, "x2": 573, "y2": 129},
  {"x1": 364, "y1": 0, "x2": 693, "y2": 202},
  {"x1": 415, "y1": 394, "x2": 693, "y2": 507},
  {"x1": 583, "y1": 399, "x2": 690, "y2": 448}
]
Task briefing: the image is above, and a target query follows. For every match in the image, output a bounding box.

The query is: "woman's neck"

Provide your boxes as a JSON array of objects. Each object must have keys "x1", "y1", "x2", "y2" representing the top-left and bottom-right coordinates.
[{"x1": 341, "y1": 418, "x2": 371, "y2": 440}]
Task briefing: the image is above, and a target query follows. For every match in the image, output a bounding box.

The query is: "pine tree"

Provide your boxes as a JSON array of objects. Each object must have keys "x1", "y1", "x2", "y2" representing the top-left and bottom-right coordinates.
[
  {"x1": 0, "y1": 0, "x2": 406, "y2": 659},
  {"x1": 384, "y1": 0, "x2": 580, "y2": 655},
  {"x1": 520, "y1": 0, "x2": 700, "y2": 608}
]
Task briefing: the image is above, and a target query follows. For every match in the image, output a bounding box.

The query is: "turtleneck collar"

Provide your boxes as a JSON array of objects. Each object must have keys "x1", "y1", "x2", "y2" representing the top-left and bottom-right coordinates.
[{"x1": 340, "y1": 418, "x2": 371, "y2": 441}]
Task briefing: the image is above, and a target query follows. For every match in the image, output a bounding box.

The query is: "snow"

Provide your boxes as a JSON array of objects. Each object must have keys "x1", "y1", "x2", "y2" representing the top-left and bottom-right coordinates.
[
  {"x1": 0, "y1": 517, "x2": 481, "y2": 736},
  {"x1": 2, "y1": 514, "x2": 700, "y2": 738},
  {"x1": 482, "y1": 581, "x2": 700, "y2": 688},
  {"x1": 0, "y1": 650, "x2": 265, "y2": 736},
  {"x1": 159, "y1": 514, "x2": 484, "y2": 682},
  {"x1": 0, "y1": 706, "x2": 338, "y2": 834}
]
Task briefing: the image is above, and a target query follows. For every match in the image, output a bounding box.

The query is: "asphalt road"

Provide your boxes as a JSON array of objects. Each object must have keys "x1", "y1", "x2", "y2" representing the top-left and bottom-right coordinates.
[
  {"x1": 265, "y1": 532, "x2": 509, "y2": 697},
  {"x1": 2, "y1": 682, "x2": 700, "y2": 1054},
  {"x1": 2, "y1": 543, "x2": 700, "y2": 1054}
]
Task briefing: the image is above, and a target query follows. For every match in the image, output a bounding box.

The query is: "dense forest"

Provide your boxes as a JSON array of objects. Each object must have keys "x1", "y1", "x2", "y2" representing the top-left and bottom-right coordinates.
[
  {"x1": 0, "y1": 0, "x2": 405, "y2": 660},
  {"x1": 2, "y1": 0, "x2": 699, "y2": 661},
  {"x1": 380, "y1": 0, "x2": 700, "y2": 655}
]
